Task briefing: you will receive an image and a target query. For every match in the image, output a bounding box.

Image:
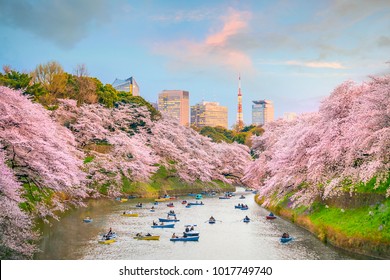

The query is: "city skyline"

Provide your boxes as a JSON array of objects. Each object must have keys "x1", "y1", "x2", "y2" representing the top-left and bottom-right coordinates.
[{"x1": 1, "y1": 1, "x2": 389, "y2": 127}]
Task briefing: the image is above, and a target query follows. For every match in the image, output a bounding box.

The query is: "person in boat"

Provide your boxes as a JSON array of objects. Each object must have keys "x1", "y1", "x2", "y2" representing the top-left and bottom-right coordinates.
[
  {"x1": 190, "y1": 226, "x2": 194, "y2": 231},
  {"x1": 146, "y1": 233, "x2": 152, "y2": 236},
  {"x1": 200, "y1": 201, "x2": 204, "y2": 205},
  {"x1": 269, "y1": 212, "x2": 274, "y2": 217},
  {"x1": 282, "y1": 232, "x2": 290, "y2": 238},
  {"x1": 107, "y1": 227, "x2": 113, "y2": 235},
  {"x1": 172, "y1": 233, "x2": 176, "y2": 238},
  {"x1": 183, "y1": 232, "x2": 187, "y2": 238},
  {"x1": 151, "y1": 206, "x2": 155, "y2": 210},
  {"x1": 153, "y1": 221, "x2": 157, "y2": 226},
  {"x1": 209, "y1": 216, "x2": 215, "y2": 222},
  {"x1": 245, "y1": 216, "x2": 250, "y2": 220},
  {"x1": 185, "y1": 227, "x2": 190, "y2": 232},
  {"x1": 136, "y1": 233, "x2": 142, "y2": 237}
]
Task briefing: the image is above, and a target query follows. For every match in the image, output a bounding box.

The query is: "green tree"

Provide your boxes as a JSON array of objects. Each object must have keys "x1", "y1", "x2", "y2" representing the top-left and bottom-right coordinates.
[
  {"x1": 0, "y1": 67, "x2": 46, "y2": 99},
  {"x1": 117, "y1": 92, "x2": 160, "y2": 120}
]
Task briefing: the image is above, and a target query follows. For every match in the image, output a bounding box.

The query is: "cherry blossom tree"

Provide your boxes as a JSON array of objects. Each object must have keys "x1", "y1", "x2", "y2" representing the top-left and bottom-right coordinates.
[
  {"x1": 0, "y1": 87, "x2": 87, "y2": 219},
  {"x1": 0, "y1": 148, "x2": 37, "y2": 259},
  {"x1": 243, "y1": 75, "x2": 390, "y2": 206}
]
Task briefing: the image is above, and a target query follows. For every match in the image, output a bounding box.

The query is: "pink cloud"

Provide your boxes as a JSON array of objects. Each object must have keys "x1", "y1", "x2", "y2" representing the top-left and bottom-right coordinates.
[
  {"x1": 154, "y1": 8, "x2": 254, "y2": 74},
  {"x1": 206, "y1": 10, "x2": 249, "y2": 47},
  {"x1": 286, "y1": 60, "x2": 346, "y2": 69}
]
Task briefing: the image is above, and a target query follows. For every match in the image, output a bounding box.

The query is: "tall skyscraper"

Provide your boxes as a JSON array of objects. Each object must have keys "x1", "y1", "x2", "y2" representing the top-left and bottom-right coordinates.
[
  {"x1": 112, "y1": 77, "x2": 140, "y2": 96},
  {"x1": 191, "y1": 101, "x2": 228, "y2": 129},
  {"x1": 252, "y1": 100, "x2": 274, "y2": 126},
  {"x1": 236, "y1": 74, "x2": 244, "y2": 131},
  {"x1": 158, "y1": 90, "x2": 189, "y2": 126}
]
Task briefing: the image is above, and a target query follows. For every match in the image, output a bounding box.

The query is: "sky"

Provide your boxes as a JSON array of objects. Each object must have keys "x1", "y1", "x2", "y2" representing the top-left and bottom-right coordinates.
[{"x1": 1, "y1": 0, "x2": 389, "y2": 127}]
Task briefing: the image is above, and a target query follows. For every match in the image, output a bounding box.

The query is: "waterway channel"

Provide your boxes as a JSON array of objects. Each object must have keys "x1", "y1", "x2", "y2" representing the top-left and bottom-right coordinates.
[{"x1": 35, "y1": 188, "x2": 358, "y2": 260}]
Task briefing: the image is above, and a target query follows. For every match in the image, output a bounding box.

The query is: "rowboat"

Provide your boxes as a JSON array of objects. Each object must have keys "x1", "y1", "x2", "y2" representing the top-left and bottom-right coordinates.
[
  {"x1": 188, "y1": 202, "x2": 204, "y2": 206},
  {"x1": 135, "y1": 204, "x2": 143, "y2": 208},
  {"x1": 184, "y1": 231, "x2": 199, "y2": 236},
  {"x1": 98, "y1": 239, "x2": 116, "y2": 244},
  {"x1": 240, "y1": 207, "x2": 249, "y2": 210},
  {"x1": 167, "y1": 203, "x2": 174, "y2": 207},
  {"x1": 151, "y1": 223, "x2": 175, "y2": 228},
  {"x1": 243, "y1": 218, "x2": 250, "y2": 223},
  {"x1": 239, "y1": 195, "x2": 246, "y2": 199},
  {"x1": 150, "y1": 209, "x2": 155, "y2": 212},
  {"x1": 280, "y1": 237, "x2": 293, "y2": 243},
  {"x1": 208, "y1": 219, "x2": 216, "y2": 224},
  {"x1": 83, "y1": 218, "x2": 93, "y2": 223},
  {"x1": 133, "y1": 235, "x2": 160, "y2": 241},
  {"x1": 122, "y1": 213, "x2": 138, "y2": 217},
  {"x1": 181, "y1": 200, "x2": 187, "y2": 204},
  {"x1": 159, "y1": 218, "x2": 180, "y2": 222},
  {"x1": 219, "y1": 196, "x2": 230, "y2": 199},
  {"x1": 266, "y1": 215, "x2": 276, "y2": 220},
  {"x1": 183, "y1": 225, "x2": 199, "y2": 236},
  {"x1": 99, "y1": 232, "x2": 117, "y2": 244},
  {"x1": 195, "y1": 194, "x2": 202, "y2": 199},
  {"x1": 170, "y1": 236, "x2": 199, "y2": 242},
  {"x1": 185, "y1": 204, "x2": 191, "y2": 208}
]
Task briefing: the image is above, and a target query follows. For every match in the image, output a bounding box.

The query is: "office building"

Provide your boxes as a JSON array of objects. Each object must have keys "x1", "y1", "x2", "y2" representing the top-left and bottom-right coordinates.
[
  {"x1": 284, "y1": 112, "x2": 298, "y2": 121},
  {"x1": 191, "y1": 101, "x2": 228, "y2": 129},
  {"x1": 112, "y1": 77, "x2": 140, "y2": 96},
  {"x1": 158, "y1": 90, "x2": 189, "y2": 126},
  {"x1": 252, "y1": 100, "x2": 274, "y2": 126}
]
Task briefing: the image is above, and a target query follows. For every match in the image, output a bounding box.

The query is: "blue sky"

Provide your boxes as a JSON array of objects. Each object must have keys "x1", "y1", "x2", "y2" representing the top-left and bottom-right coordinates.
[{"x1": 1, "y1": 0, "x2": 389, "y2": 127}]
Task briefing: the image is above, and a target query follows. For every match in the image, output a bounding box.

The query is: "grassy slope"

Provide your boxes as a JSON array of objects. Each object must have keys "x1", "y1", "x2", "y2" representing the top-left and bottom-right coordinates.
[
  {"x1": 257, "y1": 177, "x2": 390, "y2": 258},
  {"x1": 121, "y1": 165, "x2": 235, "y2": 197}
]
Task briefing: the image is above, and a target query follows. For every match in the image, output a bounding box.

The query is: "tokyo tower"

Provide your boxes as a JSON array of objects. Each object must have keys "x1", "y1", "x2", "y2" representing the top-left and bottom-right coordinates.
[{"x1": 236, "y1": 74, "x2": 244, "y2": 131}]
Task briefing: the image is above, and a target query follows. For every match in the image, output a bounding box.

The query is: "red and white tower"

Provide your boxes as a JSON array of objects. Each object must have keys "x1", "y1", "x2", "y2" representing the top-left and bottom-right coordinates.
[{"x1": 236, "y1": 74, "x2": 244, "y2": 131}]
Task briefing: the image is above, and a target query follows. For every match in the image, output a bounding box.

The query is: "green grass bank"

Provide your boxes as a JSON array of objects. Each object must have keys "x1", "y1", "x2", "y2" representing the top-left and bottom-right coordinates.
[
  {"x1": 256, "y1": 185, "x2": 390, "y2": 259},
  {"x1": 118, "y1": 165, "x2": 236, "y2": 198}
]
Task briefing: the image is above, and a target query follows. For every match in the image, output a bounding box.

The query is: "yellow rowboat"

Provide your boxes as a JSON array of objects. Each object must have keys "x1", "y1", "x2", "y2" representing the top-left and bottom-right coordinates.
[
  {"x1": 121, "y1": 213, "x2": 139, "y2": 217},
  {"x1": 133, "y1": 235, "x2": 160, "y2": 241},
  {"x1": 98, "y1": 239, "x2": 116, "y2": 244},
  {"x1": 155, "y1": 198, "x2": 168, "y2": 202},
  {"x1": 120, "y1": 198, "x2": 128, "y2": 202}
]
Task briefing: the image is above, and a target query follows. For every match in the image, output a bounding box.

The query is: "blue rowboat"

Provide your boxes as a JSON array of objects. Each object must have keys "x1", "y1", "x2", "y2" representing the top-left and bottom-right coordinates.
[
  {"x1": 243, "y1": 218, "x2": 250, "y2": 223},
  {"x1": 241, "y1": 207, "x2": 249, "y2": 210},
  {"x1": 195, "y1": 194, "x2": 202, "y2": 200},
  {"x1": 185, "y1": 204, "x2": 191, "y2": 208},
  {"x1": 170, "y1": 236, "x2": 199, "y2": 242},
  {"x1": 159, "y1": 218, "x2": 180, "y2": 222},
  {"x1": 208, "y1": 219, "x2": 216, "y2": 224},
  {"x1": 83, "y1": 218, "x2": 93, "y2": 223},
  {"x1": 280, "y1": 237, "x2": 293, "y2": 243},
  {"x1": 188, "y1": 202, "x2": 204, "y2": 206},
  {"x1": 235, "y1": 205, "x2": 243, "y2": 209},
  {"x1": 183, "y1": 231, "x2": 199, "y2": 236},
  {"x1": 219, "y1": 196, "x2": 230, "y2": 199},
  {"x1": 151, "y1": 224, "x2": 175, "y2": 228}
]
